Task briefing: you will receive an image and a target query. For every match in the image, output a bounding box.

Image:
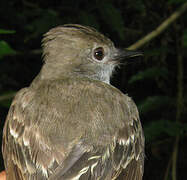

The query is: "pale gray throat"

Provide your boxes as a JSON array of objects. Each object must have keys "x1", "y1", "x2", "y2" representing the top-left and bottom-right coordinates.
[{"x1": 76, "y1": 64, "x2": 116, "y2": 84}]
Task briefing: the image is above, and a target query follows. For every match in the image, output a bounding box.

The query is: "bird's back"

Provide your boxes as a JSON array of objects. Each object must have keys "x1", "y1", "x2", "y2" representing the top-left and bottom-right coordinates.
[{"x1": 3, "y1": 76, "x2": 144, "y2": 180}]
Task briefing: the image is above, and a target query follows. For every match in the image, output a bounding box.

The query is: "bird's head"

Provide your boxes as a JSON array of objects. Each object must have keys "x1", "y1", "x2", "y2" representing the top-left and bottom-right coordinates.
[{"x1": 41, "y1": 24, "x2": 142, "y2": 83}]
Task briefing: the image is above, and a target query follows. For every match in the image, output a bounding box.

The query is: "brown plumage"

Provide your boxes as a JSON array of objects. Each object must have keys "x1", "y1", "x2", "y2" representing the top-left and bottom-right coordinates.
[{"x1": 2, "y1": 24, "x2": 144, "y2": 180}]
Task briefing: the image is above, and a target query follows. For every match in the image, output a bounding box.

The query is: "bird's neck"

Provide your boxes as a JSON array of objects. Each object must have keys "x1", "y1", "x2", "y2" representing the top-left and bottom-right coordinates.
[
  {"x1": 32, "y1": 62, "x2": 114, "y2": 86},
  {"x1": 80, "y1": 70, "x2": 110, "y2": 84}
]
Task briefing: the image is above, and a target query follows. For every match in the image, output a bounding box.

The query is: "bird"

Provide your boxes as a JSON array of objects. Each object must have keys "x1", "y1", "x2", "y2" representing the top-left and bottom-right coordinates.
[{"x1": 2, "y1": 24, "x2": 144, "y2": 180}]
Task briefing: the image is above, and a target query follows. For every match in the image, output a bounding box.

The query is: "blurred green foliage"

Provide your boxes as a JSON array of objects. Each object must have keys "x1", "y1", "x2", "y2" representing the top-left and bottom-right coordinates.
[
  {"x1": 144, "y1": 120, "x2": 184, "y2": 142},
  {"x1": 0, "y1": 29, "x2": 17, "y2": 58},
  {"x1": 0, "y1": 41, "x2": 17, "y2": 59},
  {"x1": 0, "y1": 0, "x2": 187, "y2": 179},
  {"x1": 0, "y1": 29, "x2": 15, "y2": 34},
  {"x1": 128, "y1": 67, "x2": 169, "y2": 84},
  {"x1": 182, "y1": 29, "x2": 187, "y2": 47}
]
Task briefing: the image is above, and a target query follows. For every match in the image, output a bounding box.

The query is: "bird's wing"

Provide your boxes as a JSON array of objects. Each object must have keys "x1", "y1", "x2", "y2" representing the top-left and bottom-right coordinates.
[
  {"x1": 2, "y1": 87, "x2": 70, "y2": 180},
  {"x1": 2, "y1": 79, "x2": 144, "y2": 180},
  {"x1": 114, "y1": 97, "x2": 144, "y2": 180}
]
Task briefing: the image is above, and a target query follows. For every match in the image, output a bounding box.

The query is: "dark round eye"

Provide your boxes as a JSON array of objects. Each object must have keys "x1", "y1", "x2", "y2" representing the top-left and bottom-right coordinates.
[{"x1": 93, "y1": 47, "x2": 105, "y2": 61}]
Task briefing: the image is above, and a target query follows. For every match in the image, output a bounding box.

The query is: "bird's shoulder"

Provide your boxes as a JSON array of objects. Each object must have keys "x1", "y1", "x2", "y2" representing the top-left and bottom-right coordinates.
[
  {"x1": 33, "y1": 77, "x2": 133, "y2": 111},
  {"x1": 31, "y1": 77, "x2": 139, "y2": 140}
]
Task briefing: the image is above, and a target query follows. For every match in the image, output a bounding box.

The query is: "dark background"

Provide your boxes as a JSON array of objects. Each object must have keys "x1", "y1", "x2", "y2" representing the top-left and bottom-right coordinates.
[{"x1": 0, "y1": 0, "x2": 187, "y2": 179}]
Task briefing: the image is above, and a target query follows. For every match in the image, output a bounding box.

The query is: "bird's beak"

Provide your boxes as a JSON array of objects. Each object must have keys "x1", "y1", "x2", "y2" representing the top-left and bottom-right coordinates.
[{"x1": 112, "y1": 48, "x2": 143, "y2": 63}]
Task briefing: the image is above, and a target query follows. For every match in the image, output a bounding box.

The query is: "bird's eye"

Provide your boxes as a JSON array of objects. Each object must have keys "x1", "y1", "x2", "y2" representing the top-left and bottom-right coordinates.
[{"x1": 93, "y1": 47, "x2": 105, "y2": 61}]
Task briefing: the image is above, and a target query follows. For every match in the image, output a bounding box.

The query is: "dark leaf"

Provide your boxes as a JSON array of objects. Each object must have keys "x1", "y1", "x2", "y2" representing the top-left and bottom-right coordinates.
[
  {"x1": 0, "y1": 41, "x2": 17, "y2": 59},
  {"x1": 138, "y1": 96, "x2": 173, "y2": 115},
  {"x1": 128, "y1": 67, "x2": 169, "y2": 84},
  {"x1": 0, "y1": 29, "x2": 16, "y2": 34},
  {"x1": 144, "y1": 120, "x2": 183, "y2": 143},
  {"x1": 98, "y1": 2, "x2": 125, "y2": 40}
]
